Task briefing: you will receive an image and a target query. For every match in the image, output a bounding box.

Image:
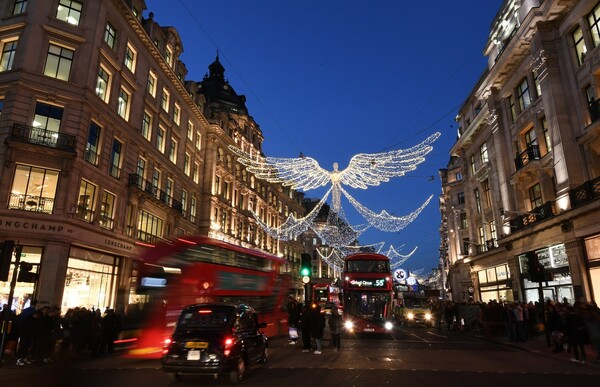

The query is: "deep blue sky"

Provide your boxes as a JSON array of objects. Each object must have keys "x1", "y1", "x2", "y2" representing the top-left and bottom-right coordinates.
[{"x1": 145, "y1": 0, "x2": 503, "y2": 274}]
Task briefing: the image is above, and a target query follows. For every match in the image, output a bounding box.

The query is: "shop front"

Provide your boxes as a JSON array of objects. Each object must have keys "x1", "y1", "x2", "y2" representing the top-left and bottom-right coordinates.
[
  {"x1": 0, "y1": 245, "x2": 41, "y2": 312},
  {"x1": 519, "y1": 243, "x2": 573, "y2": 303},
  {"x1": 584, "y1": 234, "x2": 600, "y2": 303},
  {"x1": 477, "y1": 263, "x2": 513, "y2": 303}
]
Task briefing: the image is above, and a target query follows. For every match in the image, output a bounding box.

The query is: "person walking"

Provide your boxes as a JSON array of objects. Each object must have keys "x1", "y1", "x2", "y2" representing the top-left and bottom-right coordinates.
[
  {"x1": 311, "y1": 305, "x2": 326, "y2": 354},
  {"x1": 566, "y1": 302, "x2": 588, "y2": 364},
  {"x1": 328, "y1": 307, "x2": 342, "y2": 351},
  {"x1": 299, "y1": 303, "x2": 312, "y2": 352},
  {"x1": 287, "y1": 298, "x2": 300, "y2": 345}
]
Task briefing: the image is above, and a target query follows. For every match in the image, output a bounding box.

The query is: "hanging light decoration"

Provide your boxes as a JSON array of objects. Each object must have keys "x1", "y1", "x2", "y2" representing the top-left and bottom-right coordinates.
[{"x1": 386, "y1": 245, "x2": 418, "y2": 269}]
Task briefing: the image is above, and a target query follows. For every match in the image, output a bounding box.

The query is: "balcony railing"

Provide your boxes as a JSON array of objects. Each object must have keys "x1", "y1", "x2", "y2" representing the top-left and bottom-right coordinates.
[
  {"x1": 570, "y1": 176, "x2": 600, "y2": 208},
  {"x1": 508, "y1": 201, "x2": 554, "y2": 231},
  {"x1": 8, "y1": 193, "x2": 54, "y2": 214},
  {"x1": 514, "y1": 145, "x2": 541, "y2": 170},
  {"x1": 128, "y1": 174, "x2": 183, "y2": 213},
  {"x1": 9, "y1": 123, "x2": 76, "y2": 152}
]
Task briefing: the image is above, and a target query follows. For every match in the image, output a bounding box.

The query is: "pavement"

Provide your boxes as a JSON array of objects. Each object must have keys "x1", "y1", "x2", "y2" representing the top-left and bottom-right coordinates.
[{"x1": 1, "y1": 331, "x2": 599, "y2": 371}]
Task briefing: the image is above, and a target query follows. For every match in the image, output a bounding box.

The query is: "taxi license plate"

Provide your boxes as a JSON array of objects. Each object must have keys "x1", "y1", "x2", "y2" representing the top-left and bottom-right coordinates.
[
  {"x1": 363, "y1": 328, "x2": 375, "y2": 332},
  {"x1": 185, "y1": 341, "x2": 208, "y2": 349},
  {"x1": 187, "y1": 350, "x2": 200, "y2": 360}
]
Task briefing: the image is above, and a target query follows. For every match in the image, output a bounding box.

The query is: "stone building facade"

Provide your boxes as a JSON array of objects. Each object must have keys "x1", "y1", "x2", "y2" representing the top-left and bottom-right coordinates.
[
  {"x1": 0, "y1": 0, "x2": 305, "y2": 312},
  {"x1": 440, "y1": 0, "x2": 600, "y2": 304}
]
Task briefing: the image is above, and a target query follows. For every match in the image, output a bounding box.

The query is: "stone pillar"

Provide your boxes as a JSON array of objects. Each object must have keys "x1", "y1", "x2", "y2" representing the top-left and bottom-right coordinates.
[
  {"x1": 36, "y1": 241, "x2": 70, "y2": 308},
  {"x1": 565, "y1": 240, "x2": 591, "y2": 301}
]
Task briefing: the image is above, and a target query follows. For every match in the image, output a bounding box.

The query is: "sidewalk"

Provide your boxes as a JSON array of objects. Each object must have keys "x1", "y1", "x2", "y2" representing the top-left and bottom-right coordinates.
[{"x1": 475, "y1": 331, "x2": 600, "y2": 366}]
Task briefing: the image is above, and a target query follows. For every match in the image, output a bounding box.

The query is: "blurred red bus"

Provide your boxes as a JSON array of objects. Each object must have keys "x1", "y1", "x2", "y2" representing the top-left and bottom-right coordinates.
[
  {"x1": 312, "y1": 282, "x2": 340, "y2": 314},
  {"x1": 125, "y1": 236, "x2": 290, "y2": 358},
  {"x1": 342, "y1": 253, "x2": 394, "y2": 334}
]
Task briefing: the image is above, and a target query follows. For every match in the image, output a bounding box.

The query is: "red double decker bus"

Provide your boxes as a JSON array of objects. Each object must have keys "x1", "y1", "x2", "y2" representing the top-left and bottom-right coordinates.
[
  {"x1": 126, "y1": 236, "x2": 290, "y2": 358},
  {"x1": 342, "y1": 253, "x2": 394, "y2": 334}
]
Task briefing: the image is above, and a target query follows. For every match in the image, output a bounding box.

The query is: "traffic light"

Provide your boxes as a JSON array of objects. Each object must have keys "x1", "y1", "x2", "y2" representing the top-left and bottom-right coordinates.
[
  {"x1": 525, "y1": 251, "x2": 545, "y2": 282},
  {"x1": 301, "y1": 253, "x2": 312, "y2": 277},
  {"x1": 0, "y1": 240, "x2": 15, "y2": 282},
  {"x1": 17, "y1": 261, "x2": 39, "y2": 283}
]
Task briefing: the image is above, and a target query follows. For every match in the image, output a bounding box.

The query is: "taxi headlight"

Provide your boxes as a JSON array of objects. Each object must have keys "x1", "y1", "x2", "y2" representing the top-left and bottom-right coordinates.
[
  {"x1": 344, "y1": 320, "x2": 354, "y2": 330},
  {"x1": 407, "y1": 312, "x2": 414, "y2": 320},
  {"x1": 384, "y1": 321, "x2": 393, "y2": 330},
  {"x1": 425, "y1": 313, "x2": 432, "y2": 320}
]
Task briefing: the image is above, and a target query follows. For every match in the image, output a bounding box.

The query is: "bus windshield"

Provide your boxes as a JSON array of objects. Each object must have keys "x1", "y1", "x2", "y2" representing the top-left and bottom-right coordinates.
[{"x1": 345, "y1": 291, "x2": 390, "y2": 321}]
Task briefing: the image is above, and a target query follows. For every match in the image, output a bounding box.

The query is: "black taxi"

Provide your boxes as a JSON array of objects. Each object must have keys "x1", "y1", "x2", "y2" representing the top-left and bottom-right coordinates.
[{"x1": 161, "y1": 303, "x2": 268, "y2": 383}]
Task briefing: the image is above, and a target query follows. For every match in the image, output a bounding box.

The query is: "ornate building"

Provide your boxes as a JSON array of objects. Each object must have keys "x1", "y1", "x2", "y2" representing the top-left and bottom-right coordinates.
[
  {"x1": 0, "y1": 0, "x2": 305, "y2": 312},
  {"x1": 440, "y1": 0, "x2": 600, "y2": 304}
]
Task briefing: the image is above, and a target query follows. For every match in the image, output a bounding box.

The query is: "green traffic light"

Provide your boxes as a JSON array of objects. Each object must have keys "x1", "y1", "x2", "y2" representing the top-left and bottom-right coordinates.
[{"x1": 301, "y1": 267, "x2": 310, "y2": 276}]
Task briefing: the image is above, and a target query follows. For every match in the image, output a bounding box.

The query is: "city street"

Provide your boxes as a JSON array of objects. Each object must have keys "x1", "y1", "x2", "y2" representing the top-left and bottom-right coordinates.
[{"x1": 2, "y1": 325, "x2": 599, "y2": 387}]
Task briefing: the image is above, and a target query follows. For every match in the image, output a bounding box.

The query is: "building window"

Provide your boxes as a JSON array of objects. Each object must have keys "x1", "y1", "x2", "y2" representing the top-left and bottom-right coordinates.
[
  {"x1": 13, "y1": 0, "x2": 27, "y2": 14},
  {"x1": 489, "y1": 220, "x2": 497, "y2": 242},
  {"x1": 525, "y1": 127, "x2": 537, "y2": 148},
  {"x1": 136, "y1": 157, "x2": 146, "y2": 181},
  {"x1": 137, "y1": 210, "x2": 163, "y2": 243},
  {"x1": 124, "y1": 43, "x2": 137, "y2": 73},
  {"x1": 165, "y1": 46, "x2": 173, "y2": 67},
  {"x1": 181, "y1": 190, "x2": 187, "y2": 213},
  {"x1": 109, "y1": 138, "x2": 123, "y2": 179},
  {"x1": 483, "y1": 179, "x2": 491, "y2": 208},
  {"x1": 542, "y1": 117, "x2": 552, "y2": 153},
  {"x1": 165, "y1": 178, "x2": 174, "y2": 205},
  {"x1": 104, "y1": 22, "x2": 117, "y2": 49},
  {"x1": 152, "y1": 168, "x2": 161, "y2": 199},
  {"x1": 184, "y1": 153, "x2": 191, "y2": 176},
  {"x1": 117, "y1": 87, "x2": 130, "y2": 120},
  {"x1": 44, "y1": 44, "x2": 74, "y2": 81},
  {"x1": 588, "y1": 3, "x2": 600, "y2": 47},
  {"x1": 480, "y1": 142, "x2": 489, "y2": 163},
  {"x1": 95, "y1": 65, "x2": 111, "y2": 103},
  {"x1": 85, "y1": 121, "x2": 101, "y2": 165},
  {"x1": 98, "y1": 191, "x2": 116, "y2": 229},
  {"x1": 169, "y1": 138, "x2": 178, "y2": 164},
  {"x1": 459, "y1": 212, "x2": 468, "y2": 229},
  {"x1": 457, "y1": 192, "x2": 465, "y2": 205},
  {"x1": 474, "y1": 188, "x2": 481, "y2": 214},
  {"x1": 508, "y1": 95, "x2": 516, "y2": 122},
  {"x1": 8, "y1": 164, "x2": 59, "y2": 214},
  {"x1": 195, "y1": 131, "x2": 201, "y2": 150},
  {"x1": 76, "y1": 179, "x2": 97, "y2": 222},
  {"x1": 478, "y1": 226, "x2": 485, "y2": 247},
  {"x1": 141, "y1": 111, "x2": 152, "y2": 141},
  {"x1": 156, "y1": 127, "x2": 165, "y2": 153},
  {"x1": 187, "y1": 120, "x2": 193, "y2": 140},
  {"x1": 0, "y1": 39, "x2": 18, "y2": 72},
  {"x1": 572, "y1": 26, "x2": 587, "y2": 67},
  {"x1": 173, "y1": 103, "x2": 181, "y2": 125},
  {"x1": 147, "y1": 71, "x2": 157, "y2": 97},
  {"x1": 193, "y1": 161, "x2": 199, "y2": 184},
  {"x1": 455, "y1": 171, "x2": 462, "y2": 181},
  {"x1": 517, "y1": 78, "x2": 531, "y2": 111},
  {"x1": 33, "y1": 102, "x2": 63, "y2": 132},
  {"x1": 56, "y1": 0, "x2": 82, "y2": 26},
  {"x1": 190, "y1": 196, "x2": 197, "y2": 223},
  {"x1": 161, "y1": 88, "x2": 170, "y2": 112},
  {"x1": 529, "y1": 183, "x2": 543, "y2": 209},
  {"x1": 470, "y1": 155, "x2": 476, "y2": 176}
]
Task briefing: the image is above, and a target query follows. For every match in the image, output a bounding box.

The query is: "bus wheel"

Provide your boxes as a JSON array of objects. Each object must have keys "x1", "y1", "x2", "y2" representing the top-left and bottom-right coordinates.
[{"x1": 230, "y1": 356, "x2": 246, "y2": 384}]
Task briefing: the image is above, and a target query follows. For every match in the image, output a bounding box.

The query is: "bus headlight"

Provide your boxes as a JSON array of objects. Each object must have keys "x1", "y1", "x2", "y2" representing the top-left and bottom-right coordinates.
[
  {"x1": 384, "y1": 321, "x2": 393, "y2": 330},
  {"x1": 407, "y1": 312, "x2": 414, "y2": 320},
  {"x1": 344, "y1": 321, "x2": 354, "y2": 330},
  {"x1": 425, "y1": 313, "x2": 432, "y2": 320}
]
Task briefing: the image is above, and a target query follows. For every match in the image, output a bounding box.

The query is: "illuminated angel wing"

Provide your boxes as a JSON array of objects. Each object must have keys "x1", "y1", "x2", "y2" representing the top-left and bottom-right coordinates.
[
  {"x1": 338, "y1": 132, "x2": 440, "y2": 189},
  {"x1": 229, "y1": 146, "x2": 331, "y2": 190}
]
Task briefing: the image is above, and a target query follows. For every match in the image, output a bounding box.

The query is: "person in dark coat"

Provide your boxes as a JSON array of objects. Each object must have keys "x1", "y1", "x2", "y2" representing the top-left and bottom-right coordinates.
[
  {"x1": 566, "y1": 303, "x2": 588, "y2": 363},
  {"x1": 299, "y1": 303, "x2": 312, "y2": 352},
  {"x1": 328, "y1": 307, "x2": 342, "y2": 350},
  {"x1": 100, "y1": 309, "x2": 122, "y2": 355},
  {"x1": 310, "y1": 305, "x2": 326, "y2": 354},
  {"x1": 287, "y1": 298, "x2": 300, "y2": 344}
]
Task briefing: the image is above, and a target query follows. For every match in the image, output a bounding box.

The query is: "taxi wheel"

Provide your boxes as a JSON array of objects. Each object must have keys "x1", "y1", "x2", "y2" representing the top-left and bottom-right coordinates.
[
  {"x1": 229, "y1": 356, "x2": 246, "y2": 384},
  {"x1": 168, "y1": 372, "x2": 182, "y2": 382}
]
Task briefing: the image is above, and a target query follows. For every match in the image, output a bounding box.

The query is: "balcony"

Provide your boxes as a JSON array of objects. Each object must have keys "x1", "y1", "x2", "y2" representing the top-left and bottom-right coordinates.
[
  {"x1": 9, "y1": 123, "x2": 76, "y2": 153},
  {"x1": 569, "y1": 176, "x2": 600, "y2": 208},
  {"x1": 508, "y1": 201, "x2": 554, "y2": 231},
  {"x1": 128, "y1": 174, "x2": 183, "y2": 214},
  {"x1": 514, "y1": 145, "x2": 541, "y2": 170},
  {"x1": 8, "y1": 193, "x2": 54, "y2": 214}
]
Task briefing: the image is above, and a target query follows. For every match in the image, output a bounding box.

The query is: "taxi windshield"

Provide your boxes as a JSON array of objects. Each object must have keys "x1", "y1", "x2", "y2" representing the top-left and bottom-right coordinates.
[{"x1": 404, "y1": 298, "x2": 429, "y2": 309}]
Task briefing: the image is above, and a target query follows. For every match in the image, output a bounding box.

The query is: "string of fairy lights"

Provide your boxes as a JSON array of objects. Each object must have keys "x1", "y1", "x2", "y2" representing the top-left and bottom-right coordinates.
[{"x1": 231, "y1": 132, "x2": 441, "y2": 271}]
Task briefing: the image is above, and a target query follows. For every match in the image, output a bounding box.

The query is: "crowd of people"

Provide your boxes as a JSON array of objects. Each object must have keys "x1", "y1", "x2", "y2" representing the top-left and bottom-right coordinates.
[
  {"x1": 429, "y1": 298, "x2": 600, "y2": 364},
  {"x1": 1, "y1": 300, "x2": 124, "y2": 366},
  {"x1": 286, "y1": 297, "x2": 342, "y2": 354}
]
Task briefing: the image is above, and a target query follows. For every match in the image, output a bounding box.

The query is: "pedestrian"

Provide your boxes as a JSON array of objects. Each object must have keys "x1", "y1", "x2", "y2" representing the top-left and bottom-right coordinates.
[
  {"x1": 328, "y1": 306, "x2": 342, "y2": 351},
  {"x1": 546, "y1": 301, "x2": 565, "y2": 353},
  {"x1": 300, "y1": 303, "x2": 312, "y2": 352},
  {"x1": 100, "y1": 309, "x2": 121, "y2": 355},
  {"x1": 310, "y1": 305, "x2": 325, "y2": 354},
  {"x1": 287, "y1": 297, "x2": 300, "y2": 345},
  {"x1": 15, "y1": 299, "x2": 38, "y2": 366},
  {"x1": 566, "y1": 302, "x2": 588, "y2": 364}
]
